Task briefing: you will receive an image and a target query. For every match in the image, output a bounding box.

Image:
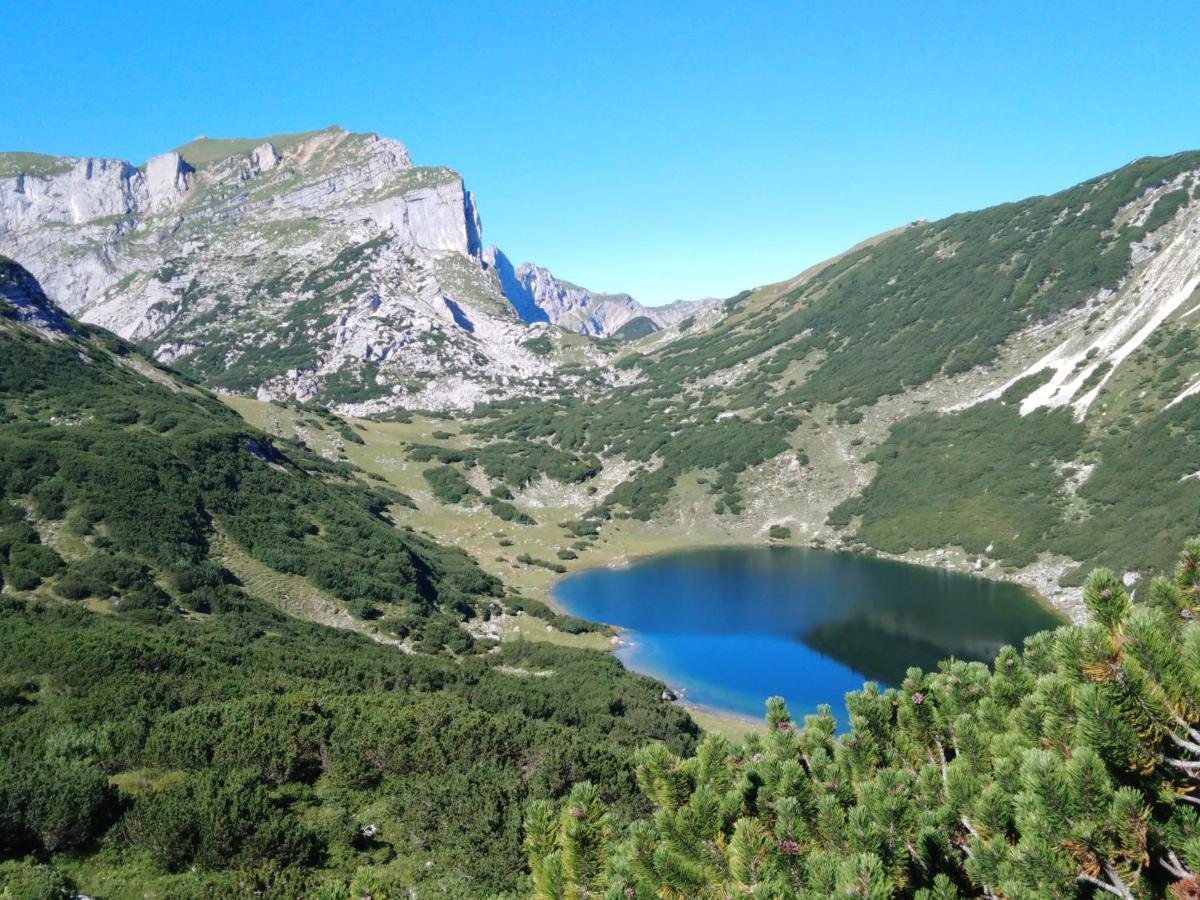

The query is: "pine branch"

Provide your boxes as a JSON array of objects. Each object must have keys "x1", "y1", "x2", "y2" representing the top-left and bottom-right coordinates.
[
  {"x1": 1077, "y1": 871, "x2": 1135, "y2": 899},
  {"x1": 1159, "y1": 851, "x2": 1192, "y2": 880}
]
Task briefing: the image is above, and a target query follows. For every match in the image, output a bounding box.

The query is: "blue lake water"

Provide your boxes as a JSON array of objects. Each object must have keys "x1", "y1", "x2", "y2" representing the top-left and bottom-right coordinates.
[{"x1": 553, "y1": 546, "x2": 1063, "y2": 723}]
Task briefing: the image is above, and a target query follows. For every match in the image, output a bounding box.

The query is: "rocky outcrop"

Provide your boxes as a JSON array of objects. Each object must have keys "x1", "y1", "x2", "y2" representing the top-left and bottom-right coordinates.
[
  {"x1": 143, "y1": 151, "x2": 194, "y2": 211},
  {"x1": 0, "y1": 127, "x2": 636, "y2": 410},
  {"x1": 484, "y1": 246, "x2": 721, "y2": 337},
  {"x1": 250, "y1": 142, "x2": 280, "y2": 173},
  {"x1": 0, "y1": 257, "x2": 72, "y2": 337},
  {"x1": 483, "y1": 247, "x2": 549, "y2": 324},
  {"x1": 361, "y1": 179, "x2": 481, "y2": 255}
]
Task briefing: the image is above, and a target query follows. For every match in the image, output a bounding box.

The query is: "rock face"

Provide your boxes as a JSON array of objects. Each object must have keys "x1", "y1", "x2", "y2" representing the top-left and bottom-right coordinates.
[
  {"x1": 250, "y1": 142, "x2": 280, "y2": 173},
  {"x1": 484, "y1": 246, "x2": 721, "y2": 337},
  {"x1": 0, "y1": 256, "x2": 72, "y2": 337},
  {"x1": 143, "y1": 151, "x2": 194, "y2": 211},
  {"x1": 0, "y1": 126, "x2": 635, "y2": 410}
]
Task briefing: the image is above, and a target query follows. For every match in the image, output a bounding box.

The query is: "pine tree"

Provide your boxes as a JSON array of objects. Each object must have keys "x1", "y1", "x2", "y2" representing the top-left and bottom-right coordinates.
[{"x1": 524, "y1": 540, "x2": 1200, "y2": 898}]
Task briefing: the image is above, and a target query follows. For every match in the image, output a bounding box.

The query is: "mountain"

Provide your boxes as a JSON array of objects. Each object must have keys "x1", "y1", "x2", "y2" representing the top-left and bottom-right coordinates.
[
  {"x1": 7, "y1": 125, "x2": 1200, "y2": 897},
  {"x1": 484, "y1": 245, "x2": 721, "y2": 337},
  {"x1": 0, "y1": 258, "x2": 696, "y2": 895},
  {"x1": 6, "y1": 127, "x2": 1200, "y2": 608},
  {"x1": 0, "y1": 127, "x2": 669, "y2": 413},
  {"x1": 461, "y1": 151, "x2": 1200, "y2": 614},
  {"x1": 0, "y1": 253, "x2": 72, "y2": 336}
]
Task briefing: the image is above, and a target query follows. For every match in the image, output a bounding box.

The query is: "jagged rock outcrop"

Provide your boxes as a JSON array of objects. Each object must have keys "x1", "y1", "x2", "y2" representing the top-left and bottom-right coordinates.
[
  {"x1": 143, "y1": 151, "x2": 194, "y2": 211},
  {"x1": 250, "y1": 142, "x2": 280, "y2": 173},
  {"x1": 0, "y1": 256, "x2": 72, "y2": 337},
  {"x1": 0, "y1": 126, "x2": 628, "y2": 410},
  {"x1": 484, "y1": 246, "x2": 721, "y2": 337}
]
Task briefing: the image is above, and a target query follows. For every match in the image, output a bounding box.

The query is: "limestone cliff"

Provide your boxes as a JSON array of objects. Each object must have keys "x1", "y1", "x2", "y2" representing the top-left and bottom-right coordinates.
[
  {"x1": 0, "y1": 127, "x2": 614, "y2": 410},
  {"x1": 484, "y1": 246, "x2": 720, "y2": 337}
]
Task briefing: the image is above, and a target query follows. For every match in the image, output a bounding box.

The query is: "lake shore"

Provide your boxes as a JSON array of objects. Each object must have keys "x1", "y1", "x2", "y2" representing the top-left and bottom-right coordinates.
[
  {"x1": 224, "y1": 398, "x2": 1080, "y2": 736},
  {"x1": 551, "y1": 544, "x2": 1061, "y2": 732}
]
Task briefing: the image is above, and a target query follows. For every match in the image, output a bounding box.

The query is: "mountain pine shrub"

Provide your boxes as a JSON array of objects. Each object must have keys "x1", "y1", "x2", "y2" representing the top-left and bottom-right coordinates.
[{"x1": 527, "y1": 540, "x2": 1200, "y2": 898}]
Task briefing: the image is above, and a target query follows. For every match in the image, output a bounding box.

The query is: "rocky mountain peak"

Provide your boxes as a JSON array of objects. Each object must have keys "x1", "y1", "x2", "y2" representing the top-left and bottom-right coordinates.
[
  {"x1": 483, "y1": 244, "x2": 721, "y2": 337},
  {"x1": 0, "y1": 256, "x2": 72, "y2": 337},
  {"x1": 0, "y1": 128, "x2": 655, "y2": 411}
]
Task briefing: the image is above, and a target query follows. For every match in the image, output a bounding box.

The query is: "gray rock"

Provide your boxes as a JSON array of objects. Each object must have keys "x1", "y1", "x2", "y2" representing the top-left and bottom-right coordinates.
[
  {"x1": 249, "y1": 142, "x2": 280, "y2": 173},
  {"x1": 0, "y1": 126, "x2": 719, "y2": 409},
  {"x1": 484, "y1": 245, "x2": 720, "y2": 337},
  {"x1": 0, "y1": 127, "x2": 639, "y2": 410},
  {"x1": 0, "y1": 257, "x2": 73, "y2": 337},
  {"x1": 143, "y1": 151, "x2": 193, "y2": 211}
]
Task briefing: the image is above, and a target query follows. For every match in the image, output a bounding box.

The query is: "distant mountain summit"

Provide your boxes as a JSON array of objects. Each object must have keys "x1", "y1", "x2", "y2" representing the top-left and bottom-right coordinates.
[
  {"x1": 0, "y1": 255, "x2": 73, "y2": 337},
  {"x1": 0, "y1": 127, "x2": 705, "y2": 411},
  {"x1": 483, "y1": 246, "x2": 720, "y2": 337}
]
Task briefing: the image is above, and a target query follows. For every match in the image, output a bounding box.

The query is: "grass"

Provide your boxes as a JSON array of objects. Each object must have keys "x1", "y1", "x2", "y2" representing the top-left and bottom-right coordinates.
[
  {"x1": 215, "y1": 531, "x2": 392, "y2": 643},
  {"x1": 0, "y1": 151, "x2": 75, "y2": 178},
  {"x1": 685, "y1": 706, "x2": 767, "y2": 741},
  {"x1": 170, "y1": 127, "x2": 333, "y2": 169},
  {"x1": 497, "y1": 612, "x2": 613, "y2": 652}
]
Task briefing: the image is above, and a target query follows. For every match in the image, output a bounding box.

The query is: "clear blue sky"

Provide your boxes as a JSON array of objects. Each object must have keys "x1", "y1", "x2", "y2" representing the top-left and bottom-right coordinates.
[{"x1": 4, "y1": 1, "x2": 1198, "y2": 305}]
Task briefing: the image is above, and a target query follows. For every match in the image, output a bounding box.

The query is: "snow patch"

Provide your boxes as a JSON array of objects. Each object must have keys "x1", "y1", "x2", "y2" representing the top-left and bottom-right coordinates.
[{"x1": 965, "y1": 203, "x2": 1200, "y2": 421}]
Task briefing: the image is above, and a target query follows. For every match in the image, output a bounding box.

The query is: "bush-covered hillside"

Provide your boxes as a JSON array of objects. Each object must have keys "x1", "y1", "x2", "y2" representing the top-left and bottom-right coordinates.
[
  {"x1": 639, "y1": 151, "x2": 1200, "y2": 412},
  {"x1": 830, "y1": 386, "x2": 1200, "y2": 576},
  {"x1": 455, "y1": 152, "x2": 1200, "y2": 585},
  {"x1": 0, "y1": 271, "x2": 697, "y2": 897},
  {"x1": 528, "y1": 543, "x2": 1200, "y2": 899}
]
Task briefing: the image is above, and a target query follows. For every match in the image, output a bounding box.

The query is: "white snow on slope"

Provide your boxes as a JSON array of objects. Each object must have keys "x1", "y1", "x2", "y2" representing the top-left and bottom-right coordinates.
[
  {"x1": 971, "y1": 201, "x2": 1200, "y2": 421},
  {"x1": 1166, "y1": 375, "x2": 1200, "y2": 410}
]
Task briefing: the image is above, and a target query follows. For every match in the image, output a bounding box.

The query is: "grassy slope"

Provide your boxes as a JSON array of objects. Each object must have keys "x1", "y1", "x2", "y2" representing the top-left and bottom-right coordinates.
[
  {"x1": 170, "y1": 127, "x2": 334, "y2": 169},
  {"x1": 0, "y1": 151, "x2": 75, "y2": 178}
]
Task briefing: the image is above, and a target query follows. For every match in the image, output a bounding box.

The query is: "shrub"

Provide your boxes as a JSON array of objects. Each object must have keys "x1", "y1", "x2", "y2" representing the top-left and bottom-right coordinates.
[
  {"x1": 3, "y1": 566, "x2": 41, "y2": 591},
  {"x1": 422, "y1": 465, "x2": 476, "y2": 505}
]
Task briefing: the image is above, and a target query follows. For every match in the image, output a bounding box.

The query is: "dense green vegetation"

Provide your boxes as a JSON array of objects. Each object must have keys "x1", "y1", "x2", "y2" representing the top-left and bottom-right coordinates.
[
  {"x1": 421, "y1": 464, "x2": 537, "y2": 525},
  {"x1": 0, "y1": 279, "x2": 698, "y2": 896},
  {"x1": 612, "y1": 316, "x2": 658, "y2": 342},
  {"x1": 410, "y1": 440, "x2": 602, "y2": 490},
  {"x1": 529, "y1": 542, "x2": 1200, "y2": 898},
  {"x1": 829, "y1": 388, "x2": 1200, "y2": 577},
  {"x1": 0, "y1": 589, "x2": 694, "y2": 896},
  {"x1": 829, "y1": 401, "x2": 1085, "y2": 567},
  {"x1": 635, "y1": 152, "x2": 1200, "y2": 411},
  {"x1": 471, "y1": 393, "x2": 798, "y2": 524},
  {"x1": 0, "y1": 330, "x2": 497, "y2": 618}
]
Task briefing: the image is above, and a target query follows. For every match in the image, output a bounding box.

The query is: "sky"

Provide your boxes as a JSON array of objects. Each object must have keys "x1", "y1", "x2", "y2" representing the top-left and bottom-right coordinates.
[{"x1": 3, "y1": 1, "x2": 1199, "y2": 305}]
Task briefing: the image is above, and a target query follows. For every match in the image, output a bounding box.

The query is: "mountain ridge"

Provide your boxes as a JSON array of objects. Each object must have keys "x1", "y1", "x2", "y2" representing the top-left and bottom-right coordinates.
[
  {"x1": 484, "y1": 245, "x2": 721, "y2": 336},
  {"x1": 6, "y1": 133, "x2": 1200, "y2": 611},
  {"x1": 0, "y1": 127, "x2": 701, "y2": 414}
]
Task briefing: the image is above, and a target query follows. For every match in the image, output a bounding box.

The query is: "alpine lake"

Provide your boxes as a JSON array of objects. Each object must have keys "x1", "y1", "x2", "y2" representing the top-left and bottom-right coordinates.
[{"x1": 553, "y1": 546, "x2": 1064, "y2": 724}]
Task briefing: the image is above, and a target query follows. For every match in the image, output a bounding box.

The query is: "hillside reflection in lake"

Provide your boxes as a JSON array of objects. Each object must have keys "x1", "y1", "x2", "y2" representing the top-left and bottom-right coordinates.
[{"x1": 553, "y1": 546, "x2": 1063, "y2": 721}]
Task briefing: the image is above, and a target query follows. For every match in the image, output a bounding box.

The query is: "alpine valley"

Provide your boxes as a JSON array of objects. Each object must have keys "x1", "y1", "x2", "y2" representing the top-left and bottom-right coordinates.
[{"x1": 5, "y1": 129, "x2": 1200, "y2": 897}]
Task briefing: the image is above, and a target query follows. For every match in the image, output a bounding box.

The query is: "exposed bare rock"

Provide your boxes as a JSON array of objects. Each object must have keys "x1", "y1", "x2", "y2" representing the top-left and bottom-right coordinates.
[
  {"x1": 484, "y1": 245, "x2": 721, "y2": 337},
  {"x1": 250, "y1": 142, "x2": 280, "y2": 173},
  {"x1": 0, "y1": 127, "x2": 632, "y2": 409},
  {"x1": 0, "y1": 256, "x2": 73, "y2": 337}
]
